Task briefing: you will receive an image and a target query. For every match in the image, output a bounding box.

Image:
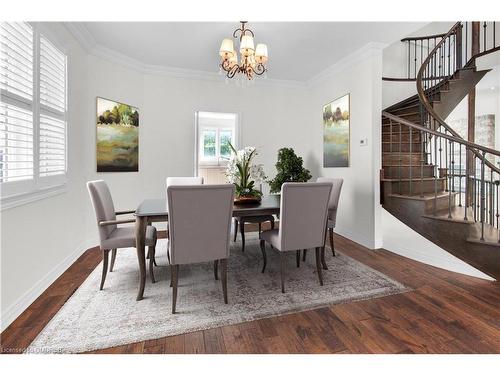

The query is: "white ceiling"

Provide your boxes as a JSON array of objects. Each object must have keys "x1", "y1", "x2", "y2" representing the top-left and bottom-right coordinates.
[{"x1": 74, "y1": 22, "x2": 426, "y2": 82}]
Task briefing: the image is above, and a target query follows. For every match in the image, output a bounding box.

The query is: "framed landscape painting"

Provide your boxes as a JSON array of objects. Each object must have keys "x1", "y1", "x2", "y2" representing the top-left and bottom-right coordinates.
[
  {"x1": 323, "y1": 94, "x2": 350, "y2": 167},
  {"x1": 96, "y1": 97, "x2": 139, "y2": 172}
]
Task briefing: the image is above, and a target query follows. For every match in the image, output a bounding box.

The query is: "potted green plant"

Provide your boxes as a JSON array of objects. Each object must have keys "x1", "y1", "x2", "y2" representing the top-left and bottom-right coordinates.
[
  {"x1": 268, "y1": 148, "x2": 312, "y2": 194},
  {"x1": 225, "y1": 143, "x2": 267, "y2": 204}
]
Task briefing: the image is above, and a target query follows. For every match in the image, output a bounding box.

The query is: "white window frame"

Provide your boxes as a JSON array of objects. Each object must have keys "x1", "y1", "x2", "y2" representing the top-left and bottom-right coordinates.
[
  {"x1": 1, "y1": 23, "x2": 68, "y2": 210},
  {"x1": 194, "y1": 111, "x2": 239, "y2": 171}
]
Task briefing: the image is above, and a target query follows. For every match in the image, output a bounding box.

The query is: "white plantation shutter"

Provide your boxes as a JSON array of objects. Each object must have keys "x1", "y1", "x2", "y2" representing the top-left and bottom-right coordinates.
[
  {"x1": 0, "y1": 22, "x2": 67, "y2": 204},
  {"x1": 0, "y1": 22, "x2": 34, "y2": 183},
  {"x1": 0, "y1": 22, "x2": 33, "y2": 101},
  {"x1": 39, "y1": 36, "x2": 66, "y2": 177}
]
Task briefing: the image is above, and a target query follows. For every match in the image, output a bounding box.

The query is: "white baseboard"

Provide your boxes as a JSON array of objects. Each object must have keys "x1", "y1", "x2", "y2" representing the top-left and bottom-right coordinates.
[{"x1": 1, "y1": 237, "x2": 99, "y2": 332}]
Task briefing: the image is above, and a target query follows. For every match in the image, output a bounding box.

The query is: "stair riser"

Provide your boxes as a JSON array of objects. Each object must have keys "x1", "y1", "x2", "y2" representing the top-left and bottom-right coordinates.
[
  {"x1": 383, "y1": 153, "x2": 424, "y2": 165},
  {"x1": 381, "y1": 123, "x2": 424, "y2": 134},
  {"x1": 382, "y1": 133, "x2": 423, "y2": 143},
  {"x1": 382, "y1": 113, "x2": 421, "y2": 124},
  {"x1": 383, "y1": 179, "x2": 445, "y2": 195},
  {"x1": 383, "y1": 165, "x2": 435, "y2": 178},
  {"x1": 423, "y1": 193, "x2": 459, "y2": 213},
  {"x1": 382, "y1": 143, "x2": 423, "y2": 153},
  {"x1": 390, "y1": 105, "x2": 422, "y2": 116}
]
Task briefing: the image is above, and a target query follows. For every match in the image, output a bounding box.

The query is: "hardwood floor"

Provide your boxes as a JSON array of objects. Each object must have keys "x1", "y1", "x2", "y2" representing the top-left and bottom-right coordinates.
[{"x1": 1, "y1": 227, "x2": 499, "y2": 354}]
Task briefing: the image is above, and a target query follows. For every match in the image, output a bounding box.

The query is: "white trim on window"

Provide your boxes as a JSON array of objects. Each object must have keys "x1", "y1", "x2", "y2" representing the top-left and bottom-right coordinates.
[{"x1": 1, "y1": 22, "x2": 68, "y2": 210}]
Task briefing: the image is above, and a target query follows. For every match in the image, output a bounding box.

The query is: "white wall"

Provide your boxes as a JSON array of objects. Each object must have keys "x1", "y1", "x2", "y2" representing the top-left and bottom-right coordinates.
[
  {"x1": 83, "y1": 55, "x2": 309, "y2": 234},
  {"x1": 1, "y1": 23, "x2": 92, "y2": 329},
  {"x1": 382, "y1": 22, "x2": 454, "y2": 108},
  {"x1": 306, "y1": 46, "x2": 384, "y2": 249}
]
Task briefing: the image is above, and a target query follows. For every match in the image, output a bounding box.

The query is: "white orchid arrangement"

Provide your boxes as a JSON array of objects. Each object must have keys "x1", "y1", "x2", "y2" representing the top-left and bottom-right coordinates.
[{"x1": 225, "y1": 143, "x2": 266, "y2": 198}]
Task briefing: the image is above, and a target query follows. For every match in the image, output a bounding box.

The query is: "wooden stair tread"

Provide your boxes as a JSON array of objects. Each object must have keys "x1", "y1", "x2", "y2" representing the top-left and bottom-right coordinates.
[
  {"x1": 422, "y1": 206, "x2": 475, "y2": 224},
  {"x1": 382, "y1": 177, "x2": 443, "y2": 182},
  {"x1": 387, "y1": 192, "x2": 455, "y2": 201}
]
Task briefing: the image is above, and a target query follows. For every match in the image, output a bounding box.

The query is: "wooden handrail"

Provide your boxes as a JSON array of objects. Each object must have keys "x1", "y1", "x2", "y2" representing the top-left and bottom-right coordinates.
[
  {"x1": 415, "y1": 22, "x2": 500, "y2": 175},
  {"x1": 401, "y1": 32, "x2": 447, "y2": 42},
  {"x1": 382, "y1": 111, "x2": 500, "y2": 158}
]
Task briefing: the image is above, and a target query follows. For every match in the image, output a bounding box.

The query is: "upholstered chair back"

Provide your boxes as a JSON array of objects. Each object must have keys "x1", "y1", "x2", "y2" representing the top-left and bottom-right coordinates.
[
  {"x1": 87, "y1": 180, "x2": 117, "y2": 244},
  {"x1": 166, "y1": 177, "x2": 204, "y2": 187},
  {"x1": 317, "y1": 177, "x2": 343, "y2": 226},
  {"x1": 279, "y1": 182, "x2": 332, "y2": 251},
  {"x1": 167, "y1": 184, "x2": 234, "y2": 265}
]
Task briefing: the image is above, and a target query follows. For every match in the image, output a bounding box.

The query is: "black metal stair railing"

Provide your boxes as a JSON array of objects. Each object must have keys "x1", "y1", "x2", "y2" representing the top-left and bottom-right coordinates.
[
  {"x1": 383, "y1": 21, "x2": 500, "y2": 241},
  {"x1": 382, "y1": 111, "x2": 500, "y2": 242}
]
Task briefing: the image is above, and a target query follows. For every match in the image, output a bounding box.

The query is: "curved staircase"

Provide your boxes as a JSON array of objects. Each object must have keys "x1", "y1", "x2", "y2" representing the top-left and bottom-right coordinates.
[{"x1": 381, "y1": 22, "x2": 500, "y2": 279}]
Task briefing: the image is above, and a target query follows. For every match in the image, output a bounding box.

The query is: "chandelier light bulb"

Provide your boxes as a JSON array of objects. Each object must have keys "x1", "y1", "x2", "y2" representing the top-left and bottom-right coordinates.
[
  {"x1": 219, "y1": 38, "x2": 234, "y2": 59},
  {"x1": 239, "y1": 35, "x2": 255, "y2": 57}
]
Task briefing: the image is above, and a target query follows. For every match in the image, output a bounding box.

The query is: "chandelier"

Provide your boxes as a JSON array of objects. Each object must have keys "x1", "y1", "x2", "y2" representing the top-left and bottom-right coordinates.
[{"x1": 219, "y1": 21, "x2": 268, "y2": 81}]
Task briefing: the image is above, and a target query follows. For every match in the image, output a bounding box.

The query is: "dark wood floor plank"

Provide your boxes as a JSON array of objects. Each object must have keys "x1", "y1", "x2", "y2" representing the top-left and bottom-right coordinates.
[
  {"x1": 184, "y1": 331, "x2": 206, "y2": 354},
  {"x1": 203, "y1": 328, "x2": 226, "y2": 354},
  {"x1": 2, "y1": 232, "x2": 500, "y2": 354}
]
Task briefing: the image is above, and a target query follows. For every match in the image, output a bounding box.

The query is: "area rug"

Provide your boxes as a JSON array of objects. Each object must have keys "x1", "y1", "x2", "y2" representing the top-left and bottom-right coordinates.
[{"x1": 27, "y1": 233, "x2": 409, "y2": 353}]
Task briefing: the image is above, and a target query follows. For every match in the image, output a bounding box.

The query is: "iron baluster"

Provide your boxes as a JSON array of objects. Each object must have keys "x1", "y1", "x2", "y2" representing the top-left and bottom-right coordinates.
[
  {"x1": 448, "y1": 140, "x2": 452, "y2": 219},
  {"x1": 481, "y1": 152, "x2": 486, "y2": 240},
  {"x1": 434, "y1": 133, "x2": 438, "y2": 215},
  {"x1": 409, "y1": 125, "x2": 413, "y2": 195},
  {"x1": 399, "y1": 122, "x2": 402, "y2": 194},
  {"x1": 459, "y1": 143, "x2": 462, "y2": 206},
  {"x1": 420, "y1": 129, "x2": 424, "y2": 198}
]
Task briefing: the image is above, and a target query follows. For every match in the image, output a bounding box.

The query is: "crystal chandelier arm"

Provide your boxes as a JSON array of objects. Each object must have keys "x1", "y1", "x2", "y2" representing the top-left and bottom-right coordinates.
[
  {"x1": 233, "y1": 21, "x2": 254, "y2": 40},
  {"x1": 226, "y1": 64, "x2": 240, "y2": 78},
  {"x1": 250, "y1": 63, "x2": 266, "y2": 76}
]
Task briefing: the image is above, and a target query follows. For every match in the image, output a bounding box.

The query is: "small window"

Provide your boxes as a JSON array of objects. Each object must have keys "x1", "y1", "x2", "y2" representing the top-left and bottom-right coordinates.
[{"x1": 196, "y1": 111, "x2": 238, "y2": 166}]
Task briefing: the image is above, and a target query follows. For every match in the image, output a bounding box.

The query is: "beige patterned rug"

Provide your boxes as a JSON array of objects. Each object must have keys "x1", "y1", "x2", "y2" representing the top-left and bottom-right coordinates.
[{"x1": 28, "y1": 233, "x2": 409, "y2": 353}]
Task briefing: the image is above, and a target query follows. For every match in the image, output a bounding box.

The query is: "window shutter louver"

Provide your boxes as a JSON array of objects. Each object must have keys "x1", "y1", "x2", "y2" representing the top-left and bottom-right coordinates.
[
  {"x1": 0, "y1": 22, "x2": 34, "y2": 183},
  {"x1": 39, "y1": 36, "x2": 66, "y2": 177},
  {"x1": 1, "y1": 22, "x2": 67, "y2": 201}
]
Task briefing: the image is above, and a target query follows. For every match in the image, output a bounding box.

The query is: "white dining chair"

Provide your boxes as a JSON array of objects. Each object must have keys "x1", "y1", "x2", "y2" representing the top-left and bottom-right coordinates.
[
  {"x1": 167, "y1": 184, "x2": 234, "y2": 313},
  {"x1": 259, "y1": 182, "x2": 332, "y2": 293},
  {"x1": 165, "y1": 177, "x2": 204, "y2": 264},
  {"x1": 317, "y1": 177, "x2": 344, "y2": 257},
  {"x1": 87, "y1": 180, "x2": 158, "y2": 289}
]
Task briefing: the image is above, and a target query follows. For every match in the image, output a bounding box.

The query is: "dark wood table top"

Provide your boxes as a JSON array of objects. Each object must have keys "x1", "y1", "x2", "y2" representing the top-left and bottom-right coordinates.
[{"x1": 135, "y1": 194, "x2": 280, "y2": 218}]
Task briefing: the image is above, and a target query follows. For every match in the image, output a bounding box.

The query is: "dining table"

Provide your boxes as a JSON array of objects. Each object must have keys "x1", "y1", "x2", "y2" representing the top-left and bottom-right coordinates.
[{"x1": 133, "y1": 194, "x2": 281, "y2": 300}]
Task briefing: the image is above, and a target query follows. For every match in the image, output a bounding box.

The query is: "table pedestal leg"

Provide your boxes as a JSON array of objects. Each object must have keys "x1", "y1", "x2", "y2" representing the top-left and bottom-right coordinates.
[{"x1": 135, "y1": 216, "x2": 147, "y2": 301}]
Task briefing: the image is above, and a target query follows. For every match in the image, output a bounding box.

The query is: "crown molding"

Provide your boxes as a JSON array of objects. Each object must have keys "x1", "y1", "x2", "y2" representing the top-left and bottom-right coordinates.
[
  {"x1": 63, "y1": 22, "x2": 97, "y2": 52},
  {"x1": 63, "y1": 23, "x2": 306, "y2": 89},
  {"x1": 63, "y1": 22, "x2": 386, "y2": 90},
  {"x1": 307, "y1": 42, "x2": 387, "y2": 87}
]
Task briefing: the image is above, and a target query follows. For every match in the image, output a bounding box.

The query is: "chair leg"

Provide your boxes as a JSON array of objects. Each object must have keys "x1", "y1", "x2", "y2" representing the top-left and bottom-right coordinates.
[
  {"x1": 240, "y1": 220, "x2": 246, "y2": 252},
  {"x1": 329, "y1": 228, "x2": 336, "y2": 256},
  {"x1": 258, "y1": 222, "x2": 262, "y2": 233},
  {"x1": 171, "y1": 264, "x2": 179, "y2": 314},
  {"x1": 100, "y1": 249, "x2": 109, "y2": 290},
  {"x1": 302, "y1": 249, "x2": 307, "y2": 262},
  {"x1": 315, "y1": 247, "x2": 324, "y2": 286},
  {"x1": 259, "y1": 239, "x2": 267, "y2": 273},
  {"x1": 296, "y1": 250, "x2": 300, "y2": 268},
  {"x1": 110, "y1": 249, "x2": 117, "y2": 272},
  {"x1": 148, "y1": 246, "x2": 156, "y2": 283},
  {"x1": 220, "y1": 258, "x2": 228, "y2": 304},
  {"x1": 321, "y1": 247, "x2": 328, "y2": 270},
  {"x1": 233, "y1": 219, "x2": 238, "y2": 242},
  {"x1": 280, "y1": 252, "x2": 286, "y2": 293},
  {"x1": 214, "y1": 260, "x2": 219, "y2": 280}
]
